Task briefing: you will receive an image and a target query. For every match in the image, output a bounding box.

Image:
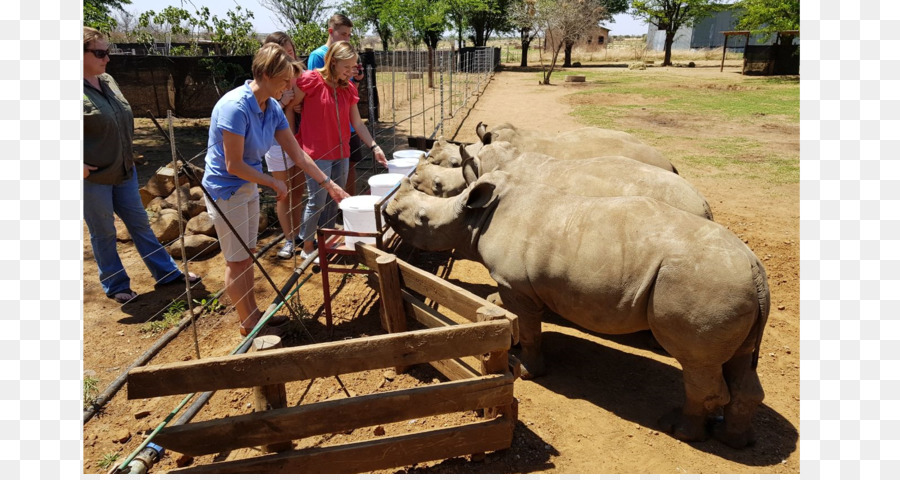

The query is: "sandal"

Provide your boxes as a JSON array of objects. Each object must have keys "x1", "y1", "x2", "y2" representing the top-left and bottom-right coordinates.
[
  {"x1": 159, "y1": 271, "x2": 202, "y2": 286},
  {"x1": 107, "y1": 290, "x2": 138, "y2": 304}
]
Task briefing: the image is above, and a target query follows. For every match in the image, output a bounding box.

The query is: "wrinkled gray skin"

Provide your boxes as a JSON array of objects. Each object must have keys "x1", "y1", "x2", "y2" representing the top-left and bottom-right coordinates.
[
  {"x1": 384, "y1": 171, "x2": 769, "y2": 448},
  {"x1": 477, "y1": 122, "x2": 678, "y2": 174},
  {"x1": 410, "y1": 142, "x2": 714, "y2": 220}
]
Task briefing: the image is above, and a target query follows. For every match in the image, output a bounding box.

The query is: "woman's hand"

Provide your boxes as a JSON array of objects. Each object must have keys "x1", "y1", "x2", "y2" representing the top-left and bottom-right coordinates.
[
  {"x1": 83, "y1": 164, "x2": 98, "y2": 179},
  {"x1": 372, "y1": 146, "x2": 387, "y2": 167},
  {"x1": 270, "y1": 177, "x2": 288, "y2": 201},
  {"x1": 324, "y1": 181, "x2": 350, "y2": 204},
  {"x1": 279, "y1": 88, "x2": 295, "y2": 108}
]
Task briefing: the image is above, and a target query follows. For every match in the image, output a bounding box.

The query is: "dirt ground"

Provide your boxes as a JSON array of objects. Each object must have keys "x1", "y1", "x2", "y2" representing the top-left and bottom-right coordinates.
[{"x1": 82, "y1": 60, "x2": 799, "y2": 474}]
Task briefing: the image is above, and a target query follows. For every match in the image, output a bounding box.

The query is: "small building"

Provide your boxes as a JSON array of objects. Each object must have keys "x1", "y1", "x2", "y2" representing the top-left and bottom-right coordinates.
[
  {"x1": 544, "y1": 26, "x2": 611, "y2": 51},
  {"x1": 644, "y1": 8, "x2": 777, "y2": 51}
]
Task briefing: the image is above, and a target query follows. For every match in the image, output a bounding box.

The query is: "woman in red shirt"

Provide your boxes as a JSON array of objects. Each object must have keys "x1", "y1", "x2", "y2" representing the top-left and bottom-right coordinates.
[{"x1": 294, "y1": 41, "x2": 387, "y2": 261}]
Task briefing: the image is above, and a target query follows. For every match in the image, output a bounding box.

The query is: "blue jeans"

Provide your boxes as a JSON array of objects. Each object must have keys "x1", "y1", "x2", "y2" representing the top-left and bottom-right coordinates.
[
  {"x1": 299, "y1": 158, "x2": 349, "y2": 243},
  {"x1": 83, "y1": 168, "x2": 181, "y2": 295}
]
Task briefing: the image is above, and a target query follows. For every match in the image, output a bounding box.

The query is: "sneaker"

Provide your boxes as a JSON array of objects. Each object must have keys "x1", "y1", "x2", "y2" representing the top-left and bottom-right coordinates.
[
  {"x1": 300, "y1": 250, "x2": 320, "y2": 265},
  {"x1": 277, "y1": 240, "x2": 295, "y2": 259}
]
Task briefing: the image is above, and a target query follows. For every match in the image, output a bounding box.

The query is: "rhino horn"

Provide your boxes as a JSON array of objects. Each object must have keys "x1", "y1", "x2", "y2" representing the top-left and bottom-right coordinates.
[
  {"x1": 476, "y1": 122, "x2": 488, "y2": 141},
  {"x1": 461, "y1": 152, "x2": 481, "y2": 186}
]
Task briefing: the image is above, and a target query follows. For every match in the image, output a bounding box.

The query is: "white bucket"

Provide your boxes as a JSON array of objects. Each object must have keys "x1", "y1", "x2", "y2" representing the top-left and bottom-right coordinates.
[
  {"x1": 339, "y1": 195, "x2": 381, "y2": 248},
  {"x1": 392, "y1": 149, "x2": 426, "y2": 159},
  {"x1": 387, "y1": 157, "x2": 419, "y2": 176},
  {"x1": 368, "y1": 173, "x2": 404, "y2": 198}
]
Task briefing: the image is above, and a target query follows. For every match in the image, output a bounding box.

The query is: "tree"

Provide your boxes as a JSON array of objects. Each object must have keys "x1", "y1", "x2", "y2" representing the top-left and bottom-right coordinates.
[
  {"x1": 84, "y1": 0, "x2": 132, "y2": 33},
  {"x1": 466, "y1": 0, "x2": 513, "y2": 47},
  {"x1": 560, "y1": 0, "x2": 626, "y2": 67},
  {"x1": 534, "y1": 0, "x2": 611, "y2": 84},
  {"x1": 445, "y1": 0, "x2": 479, "y2": 49},
  {"x1": 344, "y1": 0, "x2": 398, "y2": 51},
  {"x1": 630, "y1": 0, "x2": 724, "y2": 66},
  {"x1": 393, "y1": 0, "x2": 447, "y2": 87},
  {"x1": 735, "y1": 0, "x2": 799, "y2": 35},
  {"x1": 259, "y1": 0, "x2": 330, "y2": 28},
  {"x1": 508, "y1": 0, "x2": 540, "y2": 67}
]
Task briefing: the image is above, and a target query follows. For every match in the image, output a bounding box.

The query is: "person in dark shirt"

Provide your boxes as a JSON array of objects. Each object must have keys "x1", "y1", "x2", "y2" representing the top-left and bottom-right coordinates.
[{"x1": 82, "y1": 27, "x2": 200, "y2": 304}]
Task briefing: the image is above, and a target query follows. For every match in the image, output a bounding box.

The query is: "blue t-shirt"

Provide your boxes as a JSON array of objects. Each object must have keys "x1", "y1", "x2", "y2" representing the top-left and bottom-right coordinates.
[
  {"x1": 306, "y1": 44, "x2": 356, "y2": 133},
  {"x1": 202, "y1": 80, "x2": 290, "y2": 200},
  {"x1": 306, "y1": 45, "x2": 328, "y2": 71}
]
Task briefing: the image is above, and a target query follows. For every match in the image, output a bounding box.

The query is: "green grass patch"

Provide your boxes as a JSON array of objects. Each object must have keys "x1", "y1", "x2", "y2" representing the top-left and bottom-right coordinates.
[
  {"x1": 83, "y1": 376, "x2": 100, "y2": 408},
  {"x1": 140, "y1": 300, "x2": 187, "y2": 335}
]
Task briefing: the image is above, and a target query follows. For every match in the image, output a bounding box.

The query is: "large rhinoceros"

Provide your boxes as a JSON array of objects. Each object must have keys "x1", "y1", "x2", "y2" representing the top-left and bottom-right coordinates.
[
  {"x1": 411, "y1": 142, "x2": 714, "y2": 220},
  {"x1": 424, "y1": 122, "x2": 676, "y2": 174},
  {"x1": 384, "y1": 170, "x2": 769, "y2": 448}
]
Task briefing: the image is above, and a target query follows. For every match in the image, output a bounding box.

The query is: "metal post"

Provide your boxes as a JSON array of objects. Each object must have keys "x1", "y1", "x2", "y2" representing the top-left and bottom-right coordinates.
[{"x1": 439, "y1": 53, "x2": 444, "y2": 138}]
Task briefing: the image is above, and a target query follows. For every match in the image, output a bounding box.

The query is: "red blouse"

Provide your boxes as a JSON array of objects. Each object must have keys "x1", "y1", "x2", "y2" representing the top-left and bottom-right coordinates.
[{"x1": 295, "y1": 70, "x2": 359, "y2": 161}]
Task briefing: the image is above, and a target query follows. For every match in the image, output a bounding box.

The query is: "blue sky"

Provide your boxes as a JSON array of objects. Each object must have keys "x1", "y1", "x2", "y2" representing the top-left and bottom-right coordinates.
[{"x1": 123, "y1": 0, "x2": 650, "y2": 37}]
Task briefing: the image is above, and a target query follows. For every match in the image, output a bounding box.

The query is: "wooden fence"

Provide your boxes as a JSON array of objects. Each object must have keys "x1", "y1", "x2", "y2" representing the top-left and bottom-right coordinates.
[{"x1": 126, "y1": 243, "x2": 519, "y2": 474}]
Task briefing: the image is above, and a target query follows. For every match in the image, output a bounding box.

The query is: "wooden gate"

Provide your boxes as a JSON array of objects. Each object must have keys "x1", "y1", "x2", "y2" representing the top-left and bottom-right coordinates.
[{"x1": 126, "y1": 244, "x2": 519, "y2": 474}]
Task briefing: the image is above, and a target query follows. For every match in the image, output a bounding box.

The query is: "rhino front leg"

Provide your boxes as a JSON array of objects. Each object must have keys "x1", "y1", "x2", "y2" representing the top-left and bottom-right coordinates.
[{"x1": 498, "y1": 288, "x2": 545, "y2": 379}]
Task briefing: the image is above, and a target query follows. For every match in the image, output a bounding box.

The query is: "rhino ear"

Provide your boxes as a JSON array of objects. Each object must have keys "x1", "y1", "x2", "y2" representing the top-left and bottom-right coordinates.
[
  {"x1": 482, "y1": 131, "x2": 493, "y2": 145},
  {"x1": 476, "y1": 122, "x2": 487, "y2": 141},
  {"x1": 465, "y1": 179, "x2": 498, "y2": 210},
  {"x1": 461, "y1": 153, "x2": 480, "y2": 186}
]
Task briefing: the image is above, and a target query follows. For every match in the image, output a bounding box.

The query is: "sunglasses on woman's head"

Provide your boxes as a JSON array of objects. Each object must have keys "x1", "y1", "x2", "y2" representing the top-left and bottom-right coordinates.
[{"x1": 85, "y1": 49, "x2": 110, "y2": 59}]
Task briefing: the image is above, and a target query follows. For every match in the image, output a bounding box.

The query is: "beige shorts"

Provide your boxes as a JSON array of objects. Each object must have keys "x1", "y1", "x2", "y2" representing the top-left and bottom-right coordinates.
[
  {"x1": 205, "y1": 182, "x2": 259, "y2": 262},
  {"x1": 264, "y1": 144, "x2": 295, "y2": 172}
]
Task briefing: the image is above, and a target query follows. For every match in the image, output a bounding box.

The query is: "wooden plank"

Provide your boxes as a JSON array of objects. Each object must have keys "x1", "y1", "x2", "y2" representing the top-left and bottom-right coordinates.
[
  {"x1": 127, "y1": 320, "x2": 511, "y2": 399},
  {"x1": 356, "y1": 244, "x2": 492, "y2": 319},
  {"x1": 428, "y1": 357, "x2": 480, "y2": 381},
  {"x1": 154, "y1": 373, "x2": 513, "y2": 456},
  {"x1": 375, "y1": 255, "x2": 408, "y2": 332},
  {"x1": 250, "y1": 335, "x2": 293, "y2": 453},
  {"x1": 169, "y1": 415, "x2": 515, "y2": 474}
]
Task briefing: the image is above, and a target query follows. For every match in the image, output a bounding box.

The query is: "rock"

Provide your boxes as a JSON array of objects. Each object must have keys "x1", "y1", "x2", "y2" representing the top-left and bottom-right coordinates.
[
  {"x1": 778, "y1": 305, "x2": 785, "y2": 310},
  {"x1": 113, "y1": 429, "x2": 131, "y2": 443},
  {"x1": 145, "y1": 196, "x2": 172, "y2": 213},
  {"x1": 383, "y1": 370, "x2": 396, "y2": 381},
  {"x1": 190, "y1": 186, "x2": 205, "y2": 201},
  {"x1": 164, "y1": 185, "x2": 193, "y2": 210},
  {"x1": 167, "y1": 234, "x2": 219, "y2": 259},
  {"x1": 150, "y1": 210, "x2": 182, "y2": 244},
  {"x1": 373, "y1": 425, "x2": 386, "y2": 436},
  {"x1": 138, "y1": 187, "x2": 155, "y2": 207},
  {"x1": 258, "y1": 212, "x2": 269, "y2": 233},
  {"x1": 564, "y1": 75, "x2": 586, "y2": 82},
  {"x1": 145, "y1": 167, "x2": 188, "y2": 198},
  {"x1": 133, "y1": 409, "x2": 151, "y2": 420},
  {"x1": 175, "y1": 454, "x2": 193, "y2": 467},
  {"x1": 186, "y1": 211, "x2": 216, "y2": 236}
]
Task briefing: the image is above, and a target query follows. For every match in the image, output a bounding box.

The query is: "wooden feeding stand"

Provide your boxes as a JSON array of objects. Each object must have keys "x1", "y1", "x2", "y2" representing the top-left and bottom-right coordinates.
[
  {"x1": 126, "y1": 243, "x2": 520, "y2": 474},
  {"x1": 315, "y1": 184, "x2": 400, "y2": 330}
]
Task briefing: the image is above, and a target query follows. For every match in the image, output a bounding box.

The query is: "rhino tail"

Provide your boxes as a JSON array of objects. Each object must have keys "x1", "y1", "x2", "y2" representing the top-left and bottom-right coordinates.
[{"x1": 749, "y1": 256, "x2": 771, "y2": 369}]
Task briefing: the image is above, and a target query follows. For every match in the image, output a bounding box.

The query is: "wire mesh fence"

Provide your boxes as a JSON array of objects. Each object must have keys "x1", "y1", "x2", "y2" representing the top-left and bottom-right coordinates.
[{"x1": 84, "y1": 46, "x2": 498, "y2": 341}]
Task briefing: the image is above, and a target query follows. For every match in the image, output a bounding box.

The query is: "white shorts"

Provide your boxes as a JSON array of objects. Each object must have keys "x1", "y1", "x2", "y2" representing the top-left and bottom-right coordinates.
[
  {"x1": 205, "y1": 182, "x2": 259, "y2": 262},
  {"x1": 264, "y1": 144, "x2": 295, "y2": 172}
]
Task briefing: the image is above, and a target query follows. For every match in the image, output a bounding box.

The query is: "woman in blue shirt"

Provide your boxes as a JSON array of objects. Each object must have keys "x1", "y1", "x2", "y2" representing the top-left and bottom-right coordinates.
[{"x1": 203, "y1": 43, "x2": 349, "y2": 336}]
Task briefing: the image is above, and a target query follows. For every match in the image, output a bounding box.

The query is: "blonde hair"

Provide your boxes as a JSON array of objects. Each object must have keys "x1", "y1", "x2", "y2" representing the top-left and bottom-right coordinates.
[
  {"x1": 319, "y1": 41, "x2": 357, "y2": 88},
  {"x1": 83, "y1": 26, "x2": 106, "y2": 49},
  {"x1": 251, "y1": 43, "x2": 293, "y2": 81}
]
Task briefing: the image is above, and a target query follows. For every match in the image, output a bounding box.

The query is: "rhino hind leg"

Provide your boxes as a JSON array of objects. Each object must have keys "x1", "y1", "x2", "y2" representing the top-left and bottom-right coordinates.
[
  {"x1": 714, "y1": 350, "x2": 765, "y2": 448},
  {"x1": 659, "y1": 364, "x2": 730, "y2": 442}
]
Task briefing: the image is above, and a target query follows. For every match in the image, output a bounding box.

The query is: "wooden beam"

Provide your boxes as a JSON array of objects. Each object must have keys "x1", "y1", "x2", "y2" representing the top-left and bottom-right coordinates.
[
  {"x1": 169, "y1": 415, "x2": 515, "y2": 474},
  {"x1": 356, "y1": 243, "x2": 495, "y2": 319},
  {"x1": 250, "y1": 335, "x2": 293, "y2": 453},
  {"x1": 154, "y1": 373, "x2": 513, "y2": 456},
  {"x1": 127, "y1": 320, "x2": 511, "y2": 399},
  {"x1": 428, "y1": 357, "x2": 481, "y2": 381}
]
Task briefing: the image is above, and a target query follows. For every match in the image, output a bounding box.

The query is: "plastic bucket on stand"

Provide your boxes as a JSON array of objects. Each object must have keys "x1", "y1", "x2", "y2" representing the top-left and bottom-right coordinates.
[
  {"x1": 339, "y1": 195, "x2": 381, "y2": 248},
  {"x1": 386, "y1": 157, "x2": 419, "y2": 176},
  {"x1": 392, "y1": 149, "x2": 426, "y2": 160},
  {"x1": 368, "y1": 173, "x2": 405, "y2": 198}
]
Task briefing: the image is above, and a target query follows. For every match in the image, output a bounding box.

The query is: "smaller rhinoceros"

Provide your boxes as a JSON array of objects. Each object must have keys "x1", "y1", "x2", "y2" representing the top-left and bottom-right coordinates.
[
  {"x1": 411, "y1": 142, "x2": 713, "y2": 220},
  {"x1": 384, "y1": 171, "x2": 769, "y2": 448},
  {"x1": 477, "y1": 122, "x2": 678, "y2": 174},
  {"x1": 423, "y1": 136, "x2": 482, "y2": 168}
]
